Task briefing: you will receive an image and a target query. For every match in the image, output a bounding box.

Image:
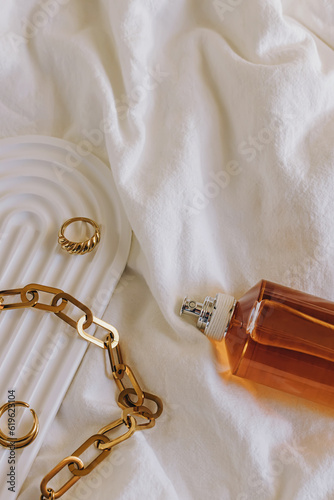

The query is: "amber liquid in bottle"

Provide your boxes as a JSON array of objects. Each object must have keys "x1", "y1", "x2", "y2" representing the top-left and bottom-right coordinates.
[
  {"x1": 223, "y1": 280, "x2": 334, "y2": 407},
  {"x1": 181, "y1": 280, "x2": 334, "y2": 407}
]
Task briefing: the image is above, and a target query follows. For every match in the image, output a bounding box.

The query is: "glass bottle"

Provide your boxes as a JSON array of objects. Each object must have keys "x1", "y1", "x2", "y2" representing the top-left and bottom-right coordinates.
[{"x1": 180, "y1": 280, "x2": 334, "y2": 407}]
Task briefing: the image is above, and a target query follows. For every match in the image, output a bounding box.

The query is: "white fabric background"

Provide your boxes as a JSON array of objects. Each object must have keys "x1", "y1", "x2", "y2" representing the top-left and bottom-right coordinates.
[{"x1": 1, "y1": 0, "x2": 334, "y2": 498}]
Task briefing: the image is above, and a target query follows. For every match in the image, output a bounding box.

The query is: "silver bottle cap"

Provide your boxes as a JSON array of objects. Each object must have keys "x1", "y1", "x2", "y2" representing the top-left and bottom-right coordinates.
[
  {"x1": 180, "y1": 296, "x2": 216, "y2": 332},
  {"x1": 180, "y1": 293, "x2": 236, "y2": 341}
]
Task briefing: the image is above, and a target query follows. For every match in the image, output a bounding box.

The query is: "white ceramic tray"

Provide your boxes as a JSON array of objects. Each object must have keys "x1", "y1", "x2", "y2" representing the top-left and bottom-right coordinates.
[{"x1": 0, "y1": 136, "x2": 131, "y2": 498}]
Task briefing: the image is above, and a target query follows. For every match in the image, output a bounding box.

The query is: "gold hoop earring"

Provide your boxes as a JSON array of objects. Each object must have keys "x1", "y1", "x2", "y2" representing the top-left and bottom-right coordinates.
[
  {"x1": 0, "y1": 401, "x2": 39, "y2": 449},
  {"x1": 58, "y1": 217, "x2": 101, "y2": 255}
]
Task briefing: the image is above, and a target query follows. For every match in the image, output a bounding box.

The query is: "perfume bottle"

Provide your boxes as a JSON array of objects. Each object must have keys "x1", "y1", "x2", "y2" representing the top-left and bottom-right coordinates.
[{"x1": 181, "y1": 280, "x2": 334, "y2": 407}]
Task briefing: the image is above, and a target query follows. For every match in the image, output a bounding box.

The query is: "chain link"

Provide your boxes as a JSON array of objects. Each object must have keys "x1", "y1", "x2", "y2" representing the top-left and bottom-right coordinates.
[
  {"x1": 67, "y1": 435, "x2": 112, "y2": 476},
  {"x1": 20, "y1": 284, "x2": 68, "y2": 313},
  {"x1": 0, "y1": 287, "x2": 39, "y2": 310},
  {"x1": 118, "y1": 389, "x2": 163, "y2": 418},
  {"x1": 52, "y1": 291, "x2": 93, "y2": 329},
  {"x1": 77, "y1": 315, "x2": 119, "y2": 350},
  {"x1": 0, "y1": 285, "x2": 163, "y2": 499}
]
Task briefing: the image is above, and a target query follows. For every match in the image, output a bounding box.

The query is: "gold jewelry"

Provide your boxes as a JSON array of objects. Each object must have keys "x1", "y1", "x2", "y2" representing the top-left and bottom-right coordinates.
[
  {"x1": 0, "y1": 284, "x2": 163, "y2": 498},
  {"x1": 0, "y1": 401, "x2": 39, "y2": 449},
  {"x1": 58, "y1": 217, "x2": 100, "y2": 255}
]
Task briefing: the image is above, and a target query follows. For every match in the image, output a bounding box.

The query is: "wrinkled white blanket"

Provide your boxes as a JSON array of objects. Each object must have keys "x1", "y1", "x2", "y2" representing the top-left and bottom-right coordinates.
[{"x1": 1, "y1": 0, "x2": 334, "y2": 499}]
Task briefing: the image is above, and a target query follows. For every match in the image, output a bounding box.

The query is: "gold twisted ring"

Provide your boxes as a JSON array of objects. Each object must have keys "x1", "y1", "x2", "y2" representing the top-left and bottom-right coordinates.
[
  {"x1": 58, "y1": 217, "x2": 101, "y2": 255},
  {"x1": 0, "y1": 401, "x2": 39, "y2": 449}
]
